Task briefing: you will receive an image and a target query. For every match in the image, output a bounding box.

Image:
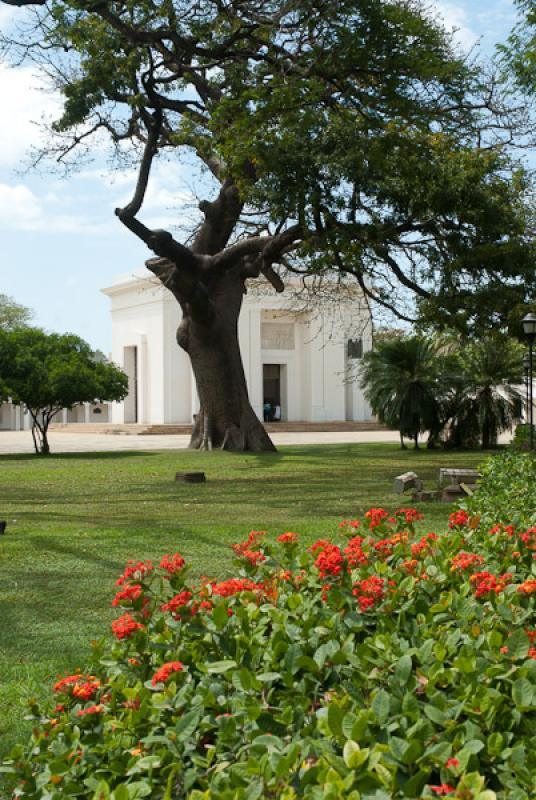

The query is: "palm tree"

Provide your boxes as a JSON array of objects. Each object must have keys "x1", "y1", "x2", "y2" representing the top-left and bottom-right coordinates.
[
  {"x1": 360, "y1": 336, "x2": 442, "y2": 449},
  {"x1": 447, "y1": 336, "x2": 523, "y2": 449}
]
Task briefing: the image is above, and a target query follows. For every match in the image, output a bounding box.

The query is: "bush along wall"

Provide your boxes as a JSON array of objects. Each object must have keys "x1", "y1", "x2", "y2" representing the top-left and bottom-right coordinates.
[{"x1": 2, "y1": 508, "x2": 536, "y2": 800}]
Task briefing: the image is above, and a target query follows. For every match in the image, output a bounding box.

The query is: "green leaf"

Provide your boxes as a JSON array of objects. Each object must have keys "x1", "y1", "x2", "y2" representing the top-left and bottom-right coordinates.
[
  {"x1": 507, "y1": 629, "x2": 530, "y2": 660},
  {"x1": 512, "y1": 677, "x2": 534, "y2": 709},
  {"x1": 343, "y1": 740, "x2": 368, "y2": 769},
  {"x1": 212, "y1": 603, "x2": 230, "y2": 629},
  {"x1": 327, "y1": 704, "x2": 345, "y2": 738},
  {"x1": 206, "y1": 660, "x2": 237, "y2": 674},
  {"x1": 394, "y1": 654, "x2": 412, "y2": 685},
  {"x1": 372, "y1": 689, "x2": 390, "y2": 724}
]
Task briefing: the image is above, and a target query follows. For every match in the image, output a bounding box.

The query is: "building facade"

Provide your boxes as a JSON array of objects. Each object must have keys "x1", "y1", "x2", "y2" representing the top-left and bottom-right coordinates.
[{"x1": 102, "y1": 272, "x2": 374, "y2": 425}]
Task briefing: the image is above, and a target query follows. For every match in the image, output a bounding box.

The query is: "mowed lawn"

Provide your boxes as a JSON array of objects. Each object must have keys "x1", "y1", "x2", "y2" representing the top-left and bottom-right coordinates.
[{"x1": 0, "y1": 442, "x2": 490, "y2": 758}]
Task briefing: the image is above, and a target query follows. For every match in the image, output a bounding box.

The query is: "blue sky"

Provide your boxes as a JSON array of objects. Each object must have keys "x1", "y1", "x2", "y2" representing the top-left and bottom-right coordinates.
[{"x1": 0, "y1": 0, "x2": 523, "y2": 353}]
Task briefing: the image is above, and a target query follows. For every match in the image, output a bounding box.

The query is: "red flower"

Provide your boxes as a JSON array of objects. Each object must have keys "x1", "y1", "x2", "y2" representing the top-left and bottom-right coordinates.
[
  {"x1": 395, "y1": 508, "x2": 424, "y2": 523},
  {"x1": 160, "y1": 590, "x2": 193, "y2": 617},
  {"x1": 76, "y1": 704, "x2": 104, "y2": 717},
  {"x1": 53, "y1": 674, "x2": 83, "y2": 693},
  {"x1": 111, "y1": 613, "x2": 145, "y2": 640},
  {"x1": 445, "y1": 758, "x2": 459, "y2": 768},
  {"x1": 72, "y1": 680, "x2": 101, "y2": 701},
  {"x1": 470, "y1": 571, "x2": 511, "y2": 599},
  {"x1": 352, "y1": 576, "x2": 385, "y2": 611},
  {"x1": 430, "y1": 785, "x2": 455, "y2": 795},
  {"x1": 344, "y1": 536, "x2": 368, "y2": 567},
  {"x1": 339, "y1": 519, "x2": 360, "y2": 530},
  {"x1": 116, "y1": 560, "x2": 154, "y2": 587},
  {"x1": 518, "y1": 579, "x2": 536, "y2": 595},
  {"x1": 450, "y1": 552, "x2": 485, "y2": 572},
  {"x1": 241, "y1": 549, "x2": 266, "y2": 566},
  {"x1": 365, "y1": 508, "x2": 389, "y2": 529},
  {"x1": 112, "y1": 583, "x2": 144, "y2": 607},
  {"x1": 231, "y1": 531, "x2": 266, "y2": 558},
  {"x1": 160, "y1": 553, "x2": 186, "y2": 574},
  {"x1": 314, "y1": 543, "x2": 344, "y2": 578},
  {"x1": 277, "y1": 532, "x2": 299, "y2": 543},
  {"x1": 448, "y1": 510, "x2": 470, "y2": 528},
  {"x1": 210, "y1": 578, "x2": 264, "y2": 597},
  {"x1": 151, "y1": 661, "x2": 183, "y2": 687}
]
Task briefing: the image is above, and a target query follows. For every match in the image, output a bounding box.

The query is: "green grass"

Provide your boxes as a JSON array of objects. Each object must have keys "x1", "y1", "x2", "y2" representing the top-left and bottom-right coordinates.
[{"x1": 0, "y1": 442, "x2": 490, "y2": 759}]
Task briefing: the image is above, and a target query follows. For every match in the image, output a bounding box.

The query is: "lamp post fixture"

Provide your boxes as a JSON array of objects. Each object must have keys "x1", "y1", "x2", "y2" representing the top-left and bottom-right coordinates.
[{"x1": 522, "y1": 313, "x2": 536, "y2": 451}]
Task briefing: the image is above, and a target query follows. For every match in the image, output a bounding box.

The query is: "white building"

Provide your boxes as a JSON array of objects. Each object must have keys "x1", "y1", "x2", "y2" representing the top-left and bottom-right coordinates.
[{"x1": 101, "y1": 272, "x2": 374, "y2": 425}]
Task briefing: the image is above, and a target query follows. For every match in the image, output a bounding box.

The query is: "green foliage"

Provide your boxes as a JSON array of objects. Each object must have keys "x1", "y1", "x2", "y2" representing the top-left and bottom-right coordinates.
[
  {"x1": 360, "y1": 334, "x2": 524, "y2": 449},
  {"x1": 463, "y1": 451, "x2": 536, "y2": 530},
  {"x1": 445, "y1": 336, "x2": 524, "y2": 449},
  {"x1": 499, "y1": 0, "x2": 536, "y2": 93},
  {"x1": 511, "y1": 424, "x2": 536, "y2": 451},
  {"x1": 359, "y1": 336, "x2": 442, "y2": 447},
  {"x1": 3, "y1": 506, "x2": 536, "y2": 798},
  {"x1": 0, "y1": 328, "x2": 128, "y2": 453},
  {"x1": 0, "y1": 294, "x2": 33, "y2": 332}
]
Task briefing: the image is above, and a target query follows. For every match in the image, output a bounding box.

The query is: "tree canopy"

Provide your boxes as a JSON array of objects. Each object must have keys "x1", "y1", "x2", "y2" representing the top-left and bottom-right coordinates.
[
  {"x1": 0, "y1": 328, "x2": 128, "y2": 453},
  {"x1": 1, "y1": 0, "x2": 534, "y2": 332}
]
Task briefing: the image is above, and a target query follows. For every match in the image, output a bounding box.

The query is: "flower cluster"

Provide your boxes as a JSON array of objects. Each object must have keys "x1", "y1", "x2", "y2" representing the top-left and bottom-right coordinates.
[
  {"x1": 231, "y1": 530, "x2": 267, "y2": 565},
  {"x1": 53, "y1": 674, "x2": 100, "y2": 702},
  {"x1": 450, "y1": 551, "x2": 485, "y2": 572},
  {"x1": 469, "y1": 571, "x2": 512, "y2": 599},
  {"x1": 112, "y1": 583, "x2": 144, "y2": 607},
  {"x1": 448, "y1": 509, "x2": 470, "y2": 528},
  {"x1": 209, "y1": 578, "x2": 264, "y2": 597},
  {"x1": 159, "y1": 552, "x2": 186, "y2": 574},
  {"x1": 364, "y1": 507, "x2": 391, "y2": 529},
  {"x1": 160, "y1": 590, "x2": 193, "y2": 617},
  {"x1": 313, "y1": 542, "x2": 344, "y2": 578},
  {"x1": 352, "y1": 575, "x2": 385, "y2": 611},
  {"x1": 277, "y1": 531, "x2": 299, "y2": 544},
  {"x1": 151, "y1": 661, "x2": 183, "y2": 687},
  {"x1": 111, "y1": 612, "x2": 145, "y2": 640},
  {"x1": 115, "y1": 559, "x2": 154, "y2": 587}
]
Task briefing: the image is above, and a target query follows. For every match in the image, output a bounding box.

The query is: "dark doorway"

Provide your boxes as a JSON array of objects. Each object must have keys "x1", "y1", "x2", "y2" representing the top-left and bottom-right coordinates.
[{"x1": 263, "y1": 364, "x2": 281, "y2": 422}]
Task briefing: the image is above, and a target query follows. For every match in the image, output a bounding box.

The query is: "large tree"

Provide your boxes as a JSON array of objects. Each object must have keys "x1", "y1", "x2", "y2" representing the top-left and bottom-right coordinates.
[
  {"x1": 0, "y1": 328, "x2": 128, "y2": 454},
  {"x1": 1, "y1": 0, "x2": 535, "y2": 451}
]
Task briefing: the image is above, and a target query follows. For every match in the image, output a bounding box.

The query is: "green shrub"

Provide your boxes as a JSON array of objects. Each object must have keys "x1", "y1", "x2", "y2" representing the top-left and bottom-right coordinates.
[
  {"x1": 2, "y1": 509, "x2": 536, "y2": 799},
  {"x1": 463, "y1": 451, "x2": 536, "y2": 530},
  {"x1": 511, "y1": 424, "x2": 536, "y2": 452}
]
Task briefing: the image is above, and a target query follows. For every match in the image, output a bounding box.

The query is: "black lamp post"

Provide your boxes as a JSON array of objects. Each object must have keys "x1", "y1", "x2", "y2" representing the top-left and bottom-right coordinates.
[
  {"x1": 522, "y1": 313, "x2": 536, "y2": 451},
  {"x1": 524, "y1": 355, "x2": 531, "y2": 424}
]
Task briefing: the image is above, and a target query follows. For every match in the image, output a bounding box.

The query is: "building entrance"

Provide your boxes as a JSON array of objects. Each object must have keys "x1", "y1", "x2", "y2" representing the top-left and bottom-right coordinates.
[{"x1": 263, "y1": 364, "x2": 284, "y2": 422}]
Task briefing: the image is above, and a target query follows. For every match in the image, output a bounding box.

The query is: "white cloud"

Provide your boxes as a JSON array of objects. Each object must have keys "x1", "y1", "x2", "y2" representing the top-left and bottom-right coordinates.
[
  {"x1": 0, "y1": 181, "x2": 115, "y2": 234},
  {"x1": 429, "y1": 2, "x2": 480, "y2": 51},
  {"x1": 0, "y1": 63, "x2": 62, "y2": 169}
]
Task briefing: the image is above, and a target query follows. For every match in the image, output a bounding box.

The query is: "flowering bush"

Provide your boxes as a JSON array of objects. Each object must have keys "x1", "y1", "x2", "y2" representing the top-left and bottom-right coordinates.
[{"x1": 3, "y1": 508, "x2": 536, "y2": 799}]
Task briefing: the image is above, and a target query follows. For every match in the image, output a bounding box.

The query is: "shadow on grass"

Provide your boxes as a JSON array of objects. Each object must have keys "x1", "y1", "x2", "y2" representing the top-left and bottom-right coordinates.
[{"x1": 0, "y1": 450, "x2": 157, "y2": 462}]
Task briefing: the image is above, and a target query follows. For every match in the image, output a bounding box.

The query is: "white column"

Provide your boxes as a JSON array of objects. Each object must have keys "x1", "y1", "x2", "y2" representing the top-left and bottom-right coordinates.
[
  {"x1": 84, "y1": 403, "x2": 91, "y2": 423},
  {"x1": 248, "y1": 308, "x2": 263, "y2": 420}
]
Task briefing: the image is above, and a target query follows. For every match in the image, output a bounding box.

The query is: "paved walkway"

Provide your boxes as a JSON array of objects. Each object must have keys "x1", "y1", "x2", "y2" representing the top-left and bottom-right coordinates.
[{"x1": 0, "y1": 429, "x2": 407, "y2": 454}]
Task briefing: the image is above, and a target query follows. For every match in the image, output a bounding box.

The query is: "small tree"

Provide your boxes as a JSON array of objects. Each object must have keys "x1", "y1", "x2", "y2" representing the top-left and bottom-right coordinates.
[
  {"x1": 359, "y1": 336, "x2": 443, "y2": 449},
  {"x1": 0, "y1": 328, "x2": 128, "y2": 454},
  {"x1": 446, "y1": 336, "x2": 524, "y2": 449},
  {"x1": 0, "y1": 294, "x2": 33, "y2": 331}
]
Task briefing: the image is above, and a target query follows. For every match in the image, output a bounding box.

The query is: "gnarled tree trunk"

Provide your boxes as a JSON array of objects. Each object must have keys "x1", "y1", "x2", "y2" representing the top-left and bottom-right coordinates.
[{"x1": 179, "y1": 271, "x2": 275, "y2": 452}]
